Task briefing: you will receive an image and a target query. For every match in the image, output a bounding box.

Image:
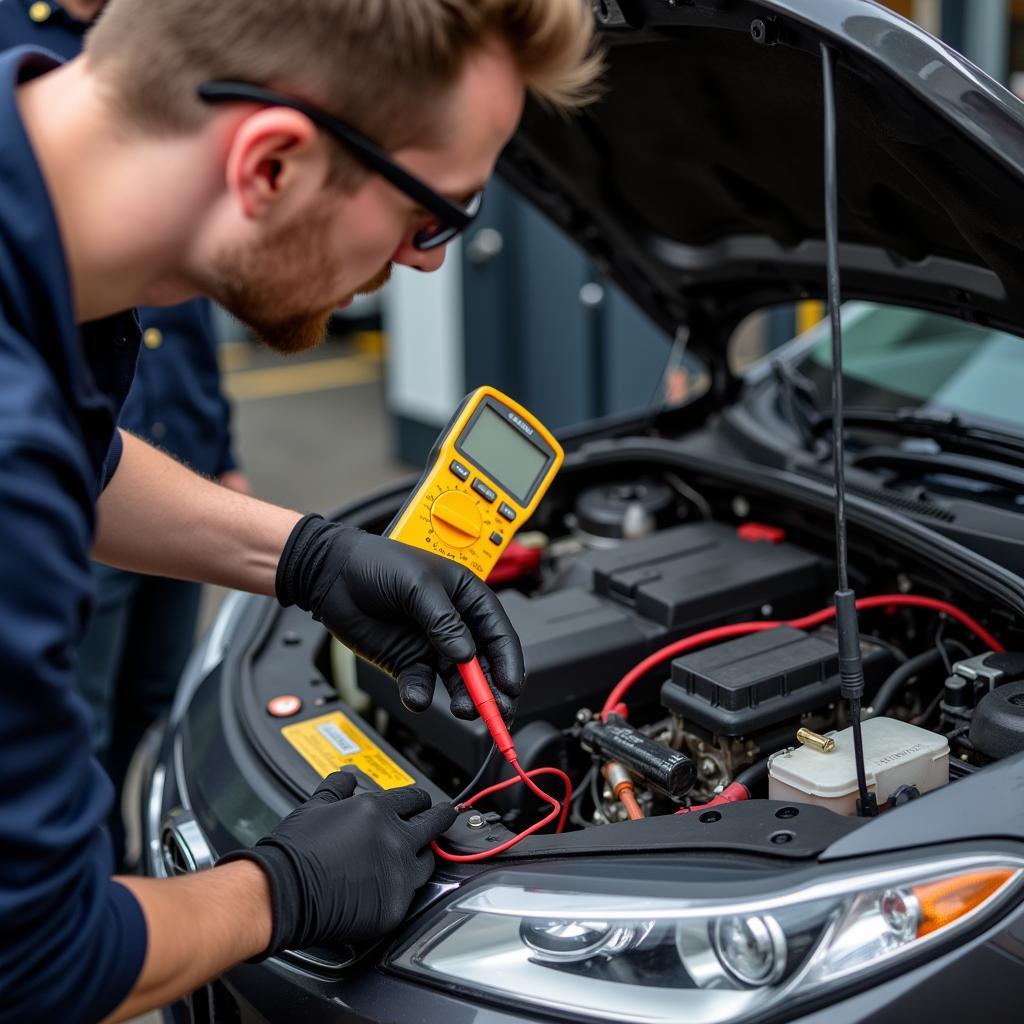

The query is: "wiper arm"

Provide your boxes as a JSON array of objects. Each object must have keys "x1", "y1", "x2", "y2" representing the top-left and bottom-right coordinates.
[
  {"x1": 852, "y1": 447, "x2": 1024, "y2": 493},
  {"x1": 772, "y1": 359, "x2": 828, "y2": 456},
  {"x1": 810, "y1": 406, "x2": 1024, "y2": 471}
]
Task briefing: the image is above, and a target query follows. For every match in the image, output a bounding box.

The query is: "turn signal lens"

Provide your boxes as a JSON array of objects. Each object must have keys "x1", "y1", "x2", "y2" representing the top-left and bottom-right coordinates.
[{"x1": 912, "y1": 868, "x2": 1015, "y2": 937}]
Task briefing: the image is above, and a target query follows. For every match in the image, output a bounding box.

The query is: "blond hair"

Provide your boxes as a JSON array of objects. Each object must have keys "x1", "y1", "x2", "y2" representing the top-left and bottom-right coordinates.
[{"x1": 86, "y1": 0, "x2": 600, "y2": 184}]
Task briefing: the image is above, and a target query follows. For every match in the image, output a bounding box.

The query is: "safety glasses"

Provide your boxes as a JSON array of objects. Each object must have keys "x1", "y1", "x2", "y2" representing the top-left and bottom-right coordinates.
[{"x1": 197, "y1": 81, "x2": 483, "y2": 251}]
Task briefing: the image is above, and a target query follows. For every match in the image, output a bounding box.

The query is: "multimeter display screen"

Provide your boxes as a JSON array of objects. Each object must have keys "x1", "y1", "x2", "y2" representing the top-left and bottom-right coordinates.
[{"x1": 459, "y1": 407, "x2": 549, "y2": 503}]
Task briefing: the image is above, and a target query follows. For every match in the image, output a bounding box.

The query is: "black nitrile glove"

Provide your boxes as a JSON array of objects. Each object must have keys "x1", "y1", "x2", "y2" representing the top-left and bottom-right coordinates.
[
  {"x1": 221, "y1": 771, "x2": 456, "y2": 955},
  {"x1": 277, "y1": 514, "x2": 524, "y2": 720}
]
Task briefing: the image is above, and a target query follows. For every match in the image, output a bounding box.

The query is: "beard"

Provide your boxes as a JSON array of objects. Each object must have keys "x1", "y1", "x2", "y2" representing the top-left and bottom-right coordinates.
[
  {"x1": 201, "y1": 210, "x2": 393, "y2": 355},
  {"x1": 354, "y1": 262, "x2": 392, "y2": 296}
]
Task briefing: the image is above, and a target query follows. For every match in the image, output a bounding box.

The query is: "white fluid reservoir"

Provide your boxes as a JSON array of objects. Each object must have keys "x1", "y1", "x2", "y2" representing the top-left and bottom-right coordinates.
[{"x1": 769, "y1": 717, "x2": 949, "y2": 815}]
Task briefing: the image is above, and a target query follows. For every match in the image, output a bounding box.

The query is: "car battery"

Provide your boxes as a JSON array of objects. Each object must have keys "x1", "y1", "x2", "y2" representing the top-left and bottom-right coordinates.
[{"x1": 768, "y1": 717, "x2": 949, "y2": 815}]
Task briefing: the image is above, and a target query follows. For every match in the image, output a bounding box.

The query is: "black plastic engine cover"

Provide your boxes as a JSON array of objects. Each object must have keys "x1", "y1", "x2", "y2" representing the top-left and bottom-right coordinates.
[
  {"x1": 357, "y1": 523, "x2": 824, "y2": 772},
  {"x1": 583, "y1": 524, "x2": 822, "y2": 628},
  {"x1": 662, "y1": 626, "x2": 894, "y2": 737}
]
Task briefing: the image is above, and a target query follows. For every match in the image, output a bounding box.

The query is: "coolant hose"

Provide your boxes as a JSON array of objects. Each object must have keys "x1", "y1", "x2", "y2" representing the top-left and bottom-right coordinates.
[
  {"x1": 870, "y1": 641, "x2": 958, "y2": 717},
  {"x1": 734, "y1": 756, "x2": 769, "y2": 793}
]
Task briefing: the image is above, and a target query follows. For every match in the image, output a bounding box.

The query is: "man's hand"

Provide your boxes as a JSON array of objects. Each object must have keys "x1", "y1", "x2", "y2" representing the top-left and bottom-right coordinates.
[
  {"x1": 108, "y1": 774, "x2": 452, "y2": 1022},
  {"x1": 276, "y1": 514, "x2": 525, "y2": 719},
  {"x1": 221, "y1": 771, "x2": 455, "y2": 954}
]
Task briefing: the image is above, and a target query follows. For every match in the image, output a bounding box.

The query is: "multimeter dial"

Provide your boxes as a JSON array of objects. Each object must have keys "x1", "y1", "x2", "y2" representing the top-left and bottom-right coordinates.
[{"x1": 429, "y1": 488, "x2": 483, "y2": 549}]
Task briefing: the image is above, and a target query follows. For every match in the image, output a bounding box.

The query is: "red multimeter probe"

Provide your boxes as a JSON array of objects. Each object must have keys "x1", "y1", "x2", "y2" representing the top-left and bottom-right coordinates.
[
  {"x1": 428, "y1": 660, "x2": 570, "y2": 862},
  {"x1": 458, "y1": 658, "x2": 515, "y2": 760}
]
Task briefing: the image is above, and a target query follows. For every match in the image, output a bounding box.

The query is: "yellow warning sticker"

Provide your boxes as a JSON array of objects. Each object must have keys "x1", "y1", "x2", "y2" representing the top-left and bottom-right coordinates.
[{"x1": 281, "y1": 712, "x2": 415, "y2": 790}]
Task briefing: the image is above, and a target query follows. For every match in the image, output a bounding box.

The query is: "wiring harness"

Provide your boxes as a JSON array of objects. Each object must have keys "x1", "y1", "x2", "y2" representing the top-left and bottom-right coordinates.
[{"x1": 430, "y1": 594, "x2": 1003, "y2": 862}]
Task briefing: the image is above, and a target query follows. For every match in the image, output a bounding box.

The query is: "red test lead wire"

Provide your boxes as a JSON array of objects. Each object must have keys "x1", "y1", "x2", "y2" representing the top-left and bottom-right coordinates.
[
  {"x1": 431, "y1": 763, "x2": 572, "y2": 863},
  {"x1": 430, "y1": 658, "x2": 572, "y2": 863}
]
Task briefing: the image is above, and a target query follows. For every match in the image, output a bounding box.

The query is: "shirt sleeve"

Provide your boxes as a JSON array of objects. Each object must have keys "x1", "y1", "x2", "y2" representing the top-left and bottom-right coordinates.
[
  {"x1": 100, "y1": 426, "x2": 125, "y2": 490},
  {"x1": 193, "y1": 300, "x2": 240, "y2": 477},
  {"x1": 0, "y1": 414, "x2": 147, "y2": 1023},
  {"x1": 215, "y1": 390, "x2": 239, "y2": 476}
]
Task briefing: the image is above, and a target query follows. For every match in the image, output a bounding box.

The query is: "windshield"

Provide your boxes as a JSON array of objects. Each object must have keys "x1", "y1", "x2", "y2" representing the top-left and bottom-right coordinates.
[{"x1": 786, "y1": 303, "x2": 1024, "y2": 432}]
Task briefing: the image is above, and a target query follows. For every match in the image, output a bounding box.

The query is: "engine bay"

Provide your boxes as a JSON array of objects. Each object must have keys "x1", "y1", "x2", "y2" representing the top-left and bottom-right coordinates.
[{"x1": 314, "y1": 457, "x2": 1024, "y2": 851}]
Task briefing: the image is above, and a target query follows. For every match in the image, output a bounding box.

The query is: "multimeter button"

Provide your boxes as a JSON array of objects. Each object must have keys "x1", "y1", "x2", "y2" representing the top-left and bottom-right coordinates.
[
  {"x1": 489, "y1": 532, "x2": 504, "y2": 546},
  {"x1": 498, "y1": 502, "x2": 517, "y2": 522},
  {"x1": 471, "y1": 479, "x2": 497, "y2": 503},
  {"x1": 450, "y1": 460, "x2": 470, "y2": 481}
]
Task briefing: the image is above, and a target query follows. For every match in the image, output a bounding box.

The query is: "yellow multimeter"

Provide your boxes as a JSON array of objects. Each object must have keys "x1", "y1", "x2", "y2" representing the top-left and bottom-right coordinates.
[{"x1": 386, "y1": 386, "x2": 563, "y2": 580}]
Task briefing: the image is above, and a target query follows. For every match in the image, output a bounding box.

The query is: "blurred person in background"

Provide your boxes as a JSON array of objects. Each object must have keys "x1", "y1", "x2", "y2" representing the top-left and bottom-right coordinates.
[{"x1": 0, "y1": 0, "x2": 250, "y2": 869}]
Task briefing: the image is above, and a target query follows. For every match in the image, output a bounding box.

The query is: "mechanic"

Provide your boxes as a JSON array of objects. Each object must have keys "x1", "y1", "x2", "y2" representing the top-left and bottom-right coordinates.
[
  {"x1": 0, "y1": 1, "x2": 600, "y2": 1022},
  {"x1": 0, "y1": 0, "x2": 250, "y2": 871}
]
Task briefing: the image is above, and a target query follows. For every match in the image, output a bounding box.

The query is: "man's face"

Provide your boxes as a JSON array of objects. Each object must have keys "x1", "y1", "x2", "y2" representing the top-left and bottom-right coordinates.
[
  {"x1": 200, "y1": 204, "x2": 394, "y2": 355},
  {"x1": 205, "y1": 40, "x2": 525, "y2": 354}
]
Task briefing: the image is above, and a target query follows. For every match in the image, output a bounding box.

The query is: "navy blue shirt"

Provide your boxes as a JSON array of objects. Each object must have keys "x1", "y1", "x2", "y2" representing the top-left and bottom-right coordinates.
[
  {"x1": 0, "y1": 0, "x2": 238, "y2": 477},
  {"x1": 0, "y1": 47, "x2": 147, "y2": 1023}
]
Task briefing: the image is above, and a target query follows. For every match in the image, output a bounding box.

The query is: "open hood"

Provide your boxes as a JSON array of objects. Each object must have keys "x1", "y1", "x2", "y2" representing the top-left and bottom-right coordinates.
[{"x1": 499, "y1": 0, "x2": 1024, "y2": 373}]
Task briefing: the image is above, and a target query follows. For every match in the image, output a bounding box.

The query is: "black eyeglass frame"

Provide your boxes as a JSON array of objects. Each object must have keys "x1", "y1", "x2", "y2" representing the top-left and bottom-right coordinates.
[{"x1": 197, "y1": 81, "x2": 482, "y2": 251}]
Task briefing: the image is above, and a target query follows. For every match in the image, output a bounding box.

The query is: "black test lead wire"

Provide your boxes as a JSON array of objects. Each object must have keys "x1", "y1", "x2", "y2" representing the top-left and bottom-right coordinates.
[{"x1": 820, "y1": 42, "x2": 877, "y2": 817}]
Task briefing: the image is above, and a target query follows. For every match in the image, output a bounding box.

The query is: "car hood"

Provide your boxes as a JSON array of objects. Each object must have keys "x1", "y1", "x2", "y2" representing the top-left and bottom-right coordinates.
[{"x1": 498, "y1": 0, "x2": 1024, "y2": 378}]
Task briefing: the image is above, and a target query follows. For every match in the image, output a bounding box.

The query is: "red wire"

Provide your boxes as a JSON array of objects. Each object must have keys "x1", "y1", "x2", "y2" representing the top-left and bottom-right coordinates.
[
  {"x1": 432, "y1": 761, "x2": 572, "y2": 863},
  {"x1": 601, "y1": 593, "x2": 1003, "y2": 720}
]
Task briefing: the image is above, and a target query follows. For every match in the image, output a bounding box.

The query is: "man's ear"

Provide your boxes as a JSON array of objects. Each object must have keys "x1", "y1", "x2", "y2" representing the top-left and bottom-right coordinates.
[{"x1": 224, "y1": 107, "x2": 328, "y2": 221}]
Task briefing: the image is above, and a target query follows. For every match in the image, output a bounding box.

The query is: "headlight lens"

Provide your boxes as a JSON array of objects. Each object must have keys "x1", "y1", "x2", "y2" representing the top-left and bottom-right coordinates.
[
  {"x1": 712, "y1": 914, "x2": 788, "y2": 986},
  {"x1": 520, "y1": 918, "x2": 651, "y2": 962},
  {"x1": 389, "y1": 856, "x2": 1021, "y2": 1023}
]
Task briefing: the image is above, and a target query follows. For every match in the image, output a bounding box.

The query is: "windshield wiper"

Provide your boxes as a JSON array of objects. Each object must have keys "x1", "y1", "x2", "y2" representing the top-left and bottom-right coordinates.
[
  {"x1": 852, "y1": 447, "x2": 1024, "y2": 493},
  {"x1": 809, "y1": 406, "x2": 1024, "y2": 471},
  {"x1": 772, "y1": 359, "x2": 828, "y2": 456}
]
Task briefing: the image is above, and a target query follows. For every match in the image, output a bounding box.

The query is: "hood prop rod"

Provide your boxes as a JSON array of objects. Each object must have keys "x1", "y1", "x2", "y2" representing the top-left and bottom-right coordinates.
[{"x1": 820, "y1": 42, "x2": 878, "y2": 817}]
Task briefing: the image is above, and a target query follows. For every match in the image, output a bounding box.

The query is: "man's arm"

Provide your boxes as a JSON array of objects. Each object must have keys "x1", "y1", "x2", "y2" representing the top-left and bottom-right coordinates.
[
  {"x1": 94, "y1": 431, "x2": 300, "y2": 593},
  {"x1": 104, "y1": 862, "x2": 271, "y2": 1023},
  {"x1": 98, "y1": 430, "x2": 524, "y2": 719}
]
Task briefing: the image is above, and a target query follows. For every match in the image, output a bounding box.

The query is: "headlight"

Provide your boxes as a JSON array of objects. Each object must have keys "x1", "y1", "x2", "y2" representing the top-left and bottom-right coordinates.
[{"x1": 388, "y1": 855, "x2": 1022, "y2": 1023}]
